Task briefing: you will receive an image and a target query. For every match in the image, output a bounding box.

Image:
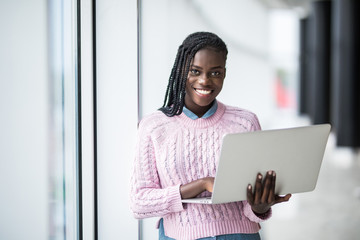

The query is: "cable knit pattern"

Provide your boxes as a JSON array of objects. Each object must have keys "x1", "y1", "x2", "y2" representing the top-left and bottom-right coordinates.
[{"x1": 130, "y1": 101, "x2": 272, "y2": 240}]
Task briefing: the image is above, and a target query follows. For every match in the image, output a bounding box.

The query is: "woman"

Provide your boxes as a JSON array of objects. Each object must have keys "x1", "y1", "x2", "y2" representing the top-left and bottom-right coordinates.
[{"x1": 130, "y1": 32, "x2": 291, "y2": 240}]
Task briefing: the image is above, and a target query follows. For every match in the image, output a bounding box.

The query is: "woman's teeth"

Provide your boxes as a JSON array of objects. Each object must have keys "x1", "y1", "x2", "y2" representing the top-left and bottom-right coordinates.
[{"x1": 195, "y1": 89, "x2": 212, "y2": 95}]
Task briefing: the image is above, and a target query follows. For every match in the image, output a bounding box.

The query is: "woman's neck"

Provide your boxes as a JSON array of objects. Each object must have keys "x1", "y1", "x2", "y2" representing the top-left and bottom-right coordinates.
[{"x1": 184, "y1": 100, "x2": 215, "y2": 118}]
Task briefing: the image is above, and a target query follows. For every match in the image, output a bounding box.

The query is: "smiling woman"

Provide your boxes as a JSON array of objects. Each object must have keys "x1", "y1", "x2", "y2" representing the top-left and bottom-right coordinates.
[
  {"x1": 130, "y1": 32, "x2": 291, "y2": 240},
  {"x1": 159, "y1": 32, "x2": 228, "y2": 117},
  {"x1": 185, "y1": 48, "x2": 226, "y2": 117}
]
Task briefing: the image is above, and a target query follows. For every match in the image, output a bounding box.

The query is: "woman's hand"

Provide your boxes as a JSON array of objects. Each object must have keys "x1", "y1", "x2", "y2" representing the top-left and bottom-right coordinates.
[
  {"x1": 180, "y1": 177, "x2": 214, "y2": 199},
  {"x1": 246, "y1": 171, "x2": 291, "y2": 215}
]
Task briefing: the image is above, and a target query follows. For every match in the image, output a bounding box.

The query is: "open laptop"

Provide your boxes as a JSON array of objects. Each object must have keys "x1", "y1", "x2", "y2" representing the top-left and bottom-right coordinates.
[{"x1": 181, "y1": 124, "x2": 331, "y2": 204}]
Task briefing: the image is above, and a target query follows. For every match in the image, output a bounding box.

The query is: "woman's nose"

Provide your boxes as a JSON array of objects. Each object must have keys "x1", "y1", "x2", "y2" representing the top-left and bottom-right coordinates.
[{"x1": 198, "y1": 74, "x2": 210, "y2": 84}]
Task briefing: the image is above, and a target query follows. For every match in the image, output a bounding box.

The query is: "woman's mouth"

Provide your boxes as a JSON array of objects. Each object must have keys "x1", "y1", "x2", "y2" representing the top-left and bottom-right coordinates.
[{"x1": 194, "y1": 88, "x2": 212, "y2": 95}]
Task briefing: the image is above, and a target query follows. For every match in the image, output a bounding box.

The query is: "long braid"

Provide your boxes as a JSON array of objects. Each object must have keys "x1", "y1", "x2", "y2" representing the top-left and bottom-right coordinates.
[{"x1": 160, "y1": 32, "x2": 228, "y2": 117}]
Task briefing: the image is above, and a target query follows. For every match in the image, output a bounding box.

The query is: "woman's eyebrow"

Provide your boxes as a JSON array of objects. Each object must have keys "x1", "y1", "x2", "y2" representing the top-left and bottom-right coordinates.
[
  {"x1": 210, "y1": 66, "x2": 224, "y2": 69},
  {"x1": 190, "y1": 64, "x2": 224, "y2": 69},
  {"x1": 190, "y1": 64, "x2": 202, "y2": 69}
]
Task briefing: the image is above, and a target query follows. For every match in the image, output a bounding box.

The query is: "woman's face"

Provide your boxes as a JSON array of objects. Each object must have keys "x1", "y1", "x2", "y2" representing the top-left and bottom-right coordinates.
[{"x1": 184, "y1": 48, "x2": 226, "y2": 117}]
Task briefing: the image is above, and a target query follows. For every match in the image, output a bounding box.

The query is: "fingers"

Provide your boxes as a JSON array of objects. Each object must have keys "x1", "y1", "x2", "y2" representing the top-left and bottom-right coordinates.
[
  {"x1": 254, "y1": 173, "x2": 263, "y2": 204},
  {"x1": 251, "y1": 171, "x2": 276, "y2": 204},
  {"x1": 248, "y1": 171, "x2": 289, "y2": 206},
  {"x1": 275, "y1": 193, "x2": 292, "y2": 204},
  {"x1": 247, "y1": 184, "x2": 254, "y2": 205},
  {"x1": 255, "y1": 171, "x2": 275, "y2": 203},
  {"x1": 247, "y1": 170, "x2": 292, "y2": 215},
  {"x1": 261, "y1": 171, "x2": 273, "y2": 203},
  {"x1": 268, "y1": 171, "x2": 276, "y2": 203},
  {"x1": 246, "y1": 173, "x2": 262, "y2": 205}
]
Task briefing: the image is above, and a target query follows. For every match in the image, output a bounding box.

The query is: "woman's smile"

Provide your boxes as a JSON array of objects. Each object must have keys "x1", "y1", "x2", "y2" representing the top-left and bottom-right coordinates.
[
  {"x1": 184, "y1": 48, "x2": 226, "y2": 117},
  {"x1": 193, "y1": 88, "x2": 213, "y2": 96}
]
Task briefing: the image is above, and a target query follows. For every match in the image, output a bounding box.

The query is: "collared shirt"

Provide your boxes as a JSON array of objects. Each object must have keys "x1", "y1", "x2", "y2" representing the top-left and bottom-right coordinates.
[{"x1": 183, "y1": 100, "x2": 218, "y2": 120}]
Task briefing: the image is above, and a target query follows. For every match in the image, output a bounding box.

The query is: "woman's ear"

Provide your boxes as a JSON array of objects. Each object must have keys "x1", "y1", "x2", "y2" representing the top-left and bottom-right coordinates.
[{"x1": 224, "y1": 67, "x2": 226, "y2": 78}]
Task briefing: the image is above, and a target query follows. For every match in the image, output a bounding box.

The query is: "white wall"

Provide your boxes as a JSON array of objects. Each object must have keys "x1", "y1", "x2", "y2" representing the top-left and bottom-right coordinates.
[
  {"x1": 140, "y1": 0, "x2": 272, "y2": 239},
  {"x1": 96, "y1": 0, "x2": 139, "y2": 239},
  {"x1": 140, "y1": 0, "x2": 274, "y2": 124},
  {"x1": 0, "y1": 1, "x2": 49, "y2": 239}
]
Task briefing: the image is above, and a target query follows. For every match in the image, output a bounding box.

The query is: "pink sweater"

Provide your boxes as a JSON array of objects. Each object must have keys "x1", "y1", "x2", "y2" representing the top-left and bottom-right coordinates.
[{"x1": 130, "y1": 101, "x2": 271, "y2": 240}]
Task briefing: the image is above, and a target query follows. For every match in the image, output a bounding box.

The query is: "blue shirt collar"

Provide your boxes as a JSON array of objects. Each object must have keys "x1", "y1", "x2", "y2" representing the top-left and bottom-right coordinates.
[{"x1": 182, "y1": 100, "x2": 218, "y2": 120}]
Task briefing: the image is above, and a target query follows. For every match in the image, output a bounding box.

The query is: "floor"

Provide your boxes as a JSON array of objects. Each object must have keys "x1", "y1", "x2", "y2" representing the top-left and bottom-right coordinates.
[{"x1": 260, "y1": 114, "x2": 360, "y2": 240}]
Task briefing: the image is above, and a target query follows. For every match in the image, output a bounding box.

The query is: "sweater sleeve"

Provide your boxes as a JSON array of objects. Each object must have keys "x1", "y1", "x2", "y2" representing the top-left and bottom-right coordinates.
[
  {"x1": 130, "y1": 119, "x2": 184, "y2": 219},
  {"x1": 242, "y1": 201, "x2": 272, "y2": 223},
  {"x1": 250, "y1": 113, "x2": 262, "y2": 131}
]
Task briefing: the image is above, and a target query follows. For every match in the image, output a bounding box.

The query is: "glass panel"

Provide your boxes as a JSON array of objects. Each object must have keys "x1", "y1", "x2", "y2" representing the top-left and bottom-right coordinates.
[
  {"x1": 48, "y1": 1, "x2": 79, "y2": 239},
  {"x1": 95, "y1": 0, "x2": 139, "y2": 239}
]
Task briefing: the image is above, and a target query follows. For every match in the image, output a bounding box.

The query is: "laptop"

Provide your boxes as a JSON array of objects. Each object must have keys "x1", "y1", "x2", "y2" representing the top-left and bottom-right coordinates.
[{"x1": 181, "y1": 124, "x2": 331, "y2": 204}]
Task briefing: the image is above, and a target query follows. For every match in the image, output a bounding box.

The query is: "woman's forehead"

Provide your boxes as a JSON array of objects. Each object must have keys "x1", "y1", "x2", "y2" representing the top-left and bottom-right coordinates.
[{"x1": 192, "y1": 48, "x2": 226, "y2": 66}]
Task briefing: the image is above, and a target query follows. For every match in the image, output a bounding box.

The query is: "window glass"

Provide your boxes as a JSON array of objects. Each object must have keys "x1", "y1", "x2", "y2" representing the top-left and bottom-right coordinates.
[{"x1": 48, "y1": 1, "x2": 79, "y2": 239}]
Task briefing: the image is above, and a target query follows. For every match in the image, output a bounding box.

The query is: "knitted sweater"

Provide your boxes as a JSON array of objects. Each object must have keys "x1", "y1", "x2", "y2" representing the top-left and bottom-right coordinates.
[{"x1": 130, "y1": 101, "x2": 271, "y2": 240}]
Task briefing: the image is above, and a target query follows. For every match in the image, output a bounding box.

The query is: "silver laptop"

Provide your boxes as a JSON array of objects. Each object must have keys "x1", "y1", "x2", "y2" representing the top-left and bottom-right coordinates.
[{"x1": 181, "y1": 124, "x2": 331, "y2": 204}]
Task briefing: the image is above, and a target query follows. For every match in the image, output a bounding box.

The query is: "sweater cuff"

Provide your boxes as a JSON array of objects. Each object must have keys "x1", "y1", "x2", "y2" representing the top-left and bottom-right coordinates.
[
  {"x1": 167, "y1": 184, "x2": 184, "y2": 213},
  {"x1": 243, "y1": 201, "x2": 272, "y2": 223}
]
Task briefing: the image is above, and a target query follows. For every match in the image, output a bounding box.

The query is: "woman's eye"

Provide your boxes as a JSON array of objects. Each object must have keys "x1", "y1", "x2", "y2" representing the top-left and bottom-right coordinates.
[
  {"x1": 211, "y1": 71, "x2": 220, "y2": 76},
  {"x1": 190, "y1": 69, "x2": 200, "y2": 75}
]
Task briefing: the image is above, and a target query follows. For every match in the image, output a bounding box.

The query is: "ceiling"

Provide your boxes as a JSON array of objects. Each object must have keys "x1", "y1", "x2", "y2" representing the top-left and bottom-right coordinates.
[
  {"x1": 258, "y1": 0, "x2": 323, "y2": 17},
  {"x1": 259, "y1": 0, "x2": 312, "y2": 9}
]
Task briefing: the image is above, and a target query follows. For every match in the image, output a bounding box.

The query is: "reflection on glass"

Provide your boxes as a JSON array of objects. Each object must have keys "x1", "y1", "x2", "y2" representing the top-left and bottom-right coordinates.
[{"x1": 48, "y1": 1, "x2": 79, "y2": 239}]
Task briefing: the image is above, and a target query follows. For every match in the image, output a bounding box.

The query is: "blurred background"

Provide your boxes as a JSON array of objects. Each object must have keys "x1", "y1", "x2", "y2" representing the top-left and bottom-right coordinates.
[{"x1": 0, "y1": 0, "x2": 359, "y2": 240}]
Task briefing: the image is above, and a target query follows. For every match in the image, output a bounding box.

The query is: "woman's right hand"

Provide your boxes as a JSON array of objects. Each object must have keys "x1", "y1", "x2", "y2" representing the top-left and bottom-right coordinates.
[
  {"x1": 202, "y1": 177, "x2": 215, "y2": 192},
  {"x1": 180, "y1": 177, "x2": 214, "y2": 199}
]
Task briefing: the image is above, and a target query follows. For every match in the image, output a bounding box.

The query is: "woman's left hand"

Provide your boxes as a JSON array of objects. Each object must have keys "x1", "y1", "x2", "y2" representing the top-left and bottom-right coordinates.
[{"x1": 246, "y1": 171, "x2": 292, "y2": 215}]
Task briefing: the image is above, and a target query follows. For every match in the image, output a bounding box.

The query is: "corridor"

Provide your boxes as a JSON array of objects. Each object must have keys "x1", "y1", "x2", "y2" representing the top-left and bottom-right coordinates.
[{"x1": 262, "y1": 115, "x2": 360, "y2": 240}]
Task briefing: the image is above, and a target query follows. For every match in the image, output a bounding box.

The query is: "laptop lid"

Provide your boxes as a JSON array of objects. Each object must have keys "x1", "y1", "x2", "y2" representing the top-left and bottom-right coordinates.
[
  {"x1": 182, "y1": 124, "x2": 331, "y2": 205},
  {"x1": 209, "y1": 124, "x2": 331, "y2": 204}
]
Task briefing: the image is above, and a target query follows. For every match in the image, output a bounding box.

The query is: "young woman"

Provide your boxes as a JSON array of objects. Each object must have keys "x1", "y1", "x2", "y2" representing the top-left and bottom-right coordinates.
[{"x1": 130, "y1": 32, "x2": 291, "y2": 240}]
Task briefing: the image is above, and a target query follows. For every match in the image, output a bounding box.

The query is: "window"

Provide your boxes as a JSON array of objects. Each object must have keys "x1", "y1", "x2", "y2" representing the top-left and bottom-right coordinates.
[{"x1": 48, "y1": 1, "x2": 80, "y2": 239}]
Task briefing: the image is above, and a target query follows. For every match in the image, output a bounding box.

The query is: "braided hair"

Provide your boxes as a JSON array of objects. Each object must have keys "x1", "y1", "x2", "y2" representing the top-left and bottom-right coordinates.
[{"x1": 159, "y1": 32, "x2": 228, "y2": 117}]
